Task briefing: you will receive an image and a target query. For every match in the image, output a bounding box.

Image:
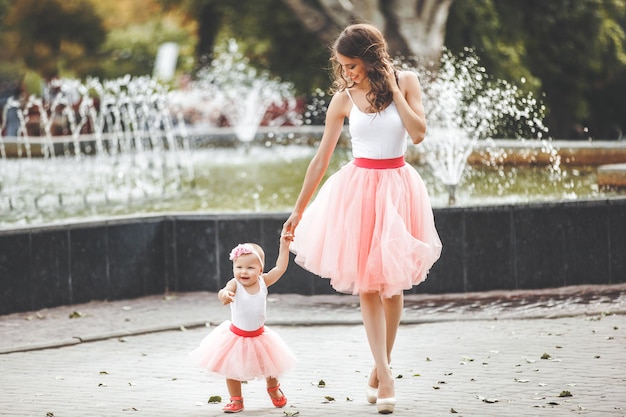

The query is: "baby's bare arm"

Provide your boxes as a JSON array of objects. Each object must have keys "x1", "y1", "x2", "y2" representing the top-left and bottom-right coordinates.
[
  {"x1": 263, "y1": 234, "x2": 292, "y2": 287},
  {"x1": 217, "y1": 278, "x2": 237, "y2": 304}
]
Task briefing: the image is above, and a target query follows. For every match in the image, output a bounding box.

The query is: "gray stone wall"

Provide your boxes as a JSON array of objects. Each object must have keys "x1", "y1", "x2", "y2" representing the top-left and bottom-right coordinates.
[{"x1": 1, "y1": 198, "x2": 625, "y2": 315}]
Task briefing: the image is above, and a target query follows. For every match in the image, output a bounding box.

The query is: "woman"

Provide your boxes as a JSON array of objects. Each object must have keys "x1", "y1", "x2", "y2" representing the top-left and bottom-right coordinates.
[{"x1": 282, "y1": 23, "x2": 442, "y2": 414}]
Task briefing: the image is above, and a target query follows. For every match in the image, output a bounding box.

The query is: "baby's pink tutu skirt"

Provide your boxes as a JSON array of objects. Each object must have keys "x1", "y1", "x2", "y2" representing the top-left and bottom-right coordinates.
[
  {"x1": 291, "y1": 160, "x2": 442, "y2": 298},
  {"x1": 189, "y1": 321, "x2": 296, "y2": 381}
]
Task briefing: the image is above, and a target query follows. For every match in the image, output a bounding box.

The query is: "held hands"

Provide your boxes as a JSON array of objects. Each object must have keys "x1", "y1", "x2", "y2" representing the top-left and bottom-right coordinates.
[
  {"x1": 280, "y1": 232, "x2": 294, "y2": 246},
  {"x1": 282, "y1": 212, "x2": 301, "y2": 240},
  {"x1": 218, "y1": 289, "x2": 235, "y2": 305}
]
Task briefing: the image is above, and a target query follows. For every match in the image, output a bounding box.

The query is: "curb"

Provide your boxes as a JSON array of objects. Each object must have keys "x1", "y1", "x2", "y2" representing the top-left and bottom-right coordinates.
[{"x1": 3, "y1": 308, "x2": 625, "y2": 355}]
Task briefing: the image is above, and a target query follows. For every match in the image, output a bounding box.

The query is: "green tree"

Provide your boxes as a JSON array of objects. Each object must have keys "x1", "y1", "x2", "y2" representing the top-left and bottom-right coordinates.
[
  {"x1": 159, "y1": 0, "x2": 330, "y2": 95},
  {"x1": 157, "y1": 0, "x2": 219, "y2": 60},
  {"x1": 3, "y1": 0, "x2": 106, "y2": 80},
  {"x1": 446, "y1": 0, "x2": 626, "y2": 139},
  {"x1": 0, "y1": 0, "x2": 21, "y2": 83},
  {"x1": 444, "y1": 0, "x2": 540, "y2": 92},
  {"x1": 96, "y1": 18, "x2": 195, "y2": 80}
]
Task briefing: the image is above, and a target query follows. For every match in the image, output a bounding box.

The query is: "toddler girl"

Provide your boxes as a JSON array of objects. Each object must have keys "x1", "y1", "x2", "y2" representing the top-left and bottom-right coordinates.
[{"x1": 189, "y1": 235, "x2": 296, "y2": 413}]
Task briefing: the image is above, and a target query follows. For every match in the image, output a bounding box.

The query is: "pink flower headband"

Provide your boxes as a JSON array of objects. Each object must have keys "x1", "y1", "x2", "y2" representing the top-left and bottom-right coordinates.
[{"x1": 229, "y1": 243, "x2": 264, "y2": 268}]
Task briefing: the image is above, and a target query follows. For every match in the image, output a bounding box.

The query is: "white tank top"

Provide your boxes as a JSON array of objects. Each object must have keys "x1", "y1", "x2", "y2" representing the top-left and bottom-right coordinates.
[
  {"x1": 230, "y1": 276, "x2": 267, "y2": 331},
  {"x1": 346, "y1": 89, "x2": 408, "y2": 159}
]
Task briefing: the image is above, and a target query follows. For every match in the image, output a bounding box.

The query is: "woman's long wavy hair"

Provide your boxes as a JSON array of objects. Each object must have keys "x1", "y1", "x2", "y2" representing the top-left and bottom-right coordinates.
[{"x1": 330, "y1": 23, "x2": 395, "y2": 113}]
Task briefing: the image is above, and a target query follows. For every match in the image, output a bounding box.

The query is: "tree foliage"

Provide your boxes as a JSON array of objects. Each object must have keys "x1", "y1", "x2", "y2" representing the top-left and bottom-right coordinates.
[
  {"x1": 446, "y1": 0, "x2": 626, "y2": 139},
  {"x1": 2, "y1": 0, "x2": 106, "y2": 80},
  {"x1": 159, "y1": 0, "x2": 330, "y2": 94},
  {"x1": 0, "y1": 0, "x2": 624, "y2": 138}
]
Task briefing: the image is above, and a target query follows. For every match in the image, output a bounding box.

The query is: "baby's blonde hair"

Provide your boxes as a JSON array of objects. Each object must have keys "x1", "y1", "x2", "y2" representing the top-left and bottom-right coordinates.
[{"x1": 246, "y1": 242, "x2": 265, "y2": 266}]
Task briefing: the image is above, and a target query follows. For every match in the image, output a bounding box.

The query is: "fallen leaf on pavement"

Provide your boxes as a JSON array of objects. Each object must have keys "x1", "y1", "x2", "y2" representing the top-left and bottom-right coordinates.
[{"x1": 69, "y1": 311, "x2": 84, "y2": 319}]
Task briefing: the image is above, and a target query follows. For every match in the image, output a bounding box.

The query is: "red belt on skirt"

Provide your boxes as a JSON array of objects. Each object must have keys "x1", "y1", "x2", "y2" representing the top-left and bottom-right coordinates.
[
  {"x1": 353, "y1": 156, "x2": 405, "y2": 169},
  {"x1": 230, "y1": 324, "x2": 264, "y2": 337}
]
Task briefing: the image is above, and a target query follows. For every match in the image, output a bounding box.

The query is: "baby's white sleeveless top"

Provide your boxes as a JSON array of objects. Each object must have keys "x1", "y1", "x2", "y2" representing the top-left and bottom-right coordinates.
[
  {"x1": 346, "y1": 89, "x2": 408, "y2": 159},
  {"x1": 230, "y1": 276, "x2": 267, "y2": 331}
]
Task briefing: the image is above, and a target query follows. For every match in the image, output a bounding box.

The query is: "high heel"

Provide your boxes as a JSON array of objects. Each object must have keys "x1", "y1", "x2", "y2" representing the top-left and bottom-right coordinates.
[
  {"x1": 376, "y1": 371, "x2": 395, "y2": 414},
  {"x1": 376, "y1": 397, "x2": 396, "y2": 414},
  {"x1": 367, "y1": 367, "x2": 378, "y2": 404},
  {"x1": 366, "y1": 384, "x2": 378, "y2": 404}
]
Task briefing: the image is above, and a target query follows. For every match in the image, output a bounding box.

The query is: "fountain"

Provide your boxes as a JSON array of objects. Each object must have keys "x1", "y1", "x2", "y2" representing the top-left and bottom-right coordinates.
[
  {"x1": 2, "y1": 43, "x2": 622, "y2": 228},
  {"x1": 412, "y1": 49, "x2": 554, "y2": 205},
  {"x1": 171, "y1": 39, "x2": 301, "y2": 146},
  {"x1": 0, "y1": 43, "x2": 625, "y2": 316},
  {"x1": 0, "y1": 39, "x2": 303, "y2": 227},
  {"x1": 0, "y1": 75, "x2": 196, "y2": 225}
]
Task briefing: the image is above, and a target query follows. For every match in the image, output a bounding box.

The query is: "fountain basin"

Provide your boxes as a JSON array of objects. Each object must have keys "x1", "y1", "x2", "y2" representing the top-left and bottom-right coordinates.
[
  {"x1": 597, "y1": 163, "x2": 626, "y2": 189},
  {"x1": 467, "y1": 139, "x2": 626, "y2": 166},
  {"x1": 2, "y1": 132, "x2": 626, "y2": 228},
  {"x1": 1, "y1": 198, "x2": 625, "y2": 315}
]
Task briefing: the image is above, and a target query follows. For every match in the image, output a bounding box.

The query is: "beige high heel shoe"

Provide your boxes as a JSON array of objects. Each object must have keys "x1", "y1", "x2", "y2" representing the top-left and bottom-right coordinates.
[
  {"x1": 376, "y1": 397, "x2": 396, "y2": 414},
  {"x1": 366, "y1": 384, "x2": 378, "y2": 404},
  {"x1": 366, "y1": 367, "x2": 378, "y2": 404},
  {"x1": 376, "y1": 372, "x2": 396, "y2": 414}
]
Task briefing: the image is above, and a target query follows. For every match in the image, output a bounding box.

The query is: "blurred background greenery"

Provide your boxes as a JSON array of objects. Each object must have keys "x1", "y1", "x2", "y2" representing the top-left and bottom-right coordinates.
[{"x1": 0, "y1": 0, "x2": 624, "y2": 139}]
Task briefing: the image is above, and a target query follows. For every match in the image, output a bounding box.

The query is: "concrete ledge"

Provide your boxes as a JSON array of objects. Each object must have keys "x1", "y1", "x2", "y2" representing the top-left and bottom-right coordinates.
[
  {"x1": 466, "y1": 140, "x2": 626, "y2": 166},
  {"x1": 1, "y1": 198, "x2": 625, "y2": 315},
  {"x1": 4, "y1": 131, "x2": 626, "y2": 166},
  {"x1": 598, "y1": 163, "x2": 626, "y2": 188}
]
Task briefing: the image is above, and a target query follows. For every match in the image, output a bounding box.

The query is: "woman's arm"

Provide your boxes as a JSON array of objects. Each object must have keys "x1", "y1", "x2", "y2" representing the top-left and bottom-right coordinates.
[
  {"x1": 386, "y1": 65, "x2": 427, "y2": 144},
  {"x1": 282, "y1": 91, "x2": 349, "y2": 235}
]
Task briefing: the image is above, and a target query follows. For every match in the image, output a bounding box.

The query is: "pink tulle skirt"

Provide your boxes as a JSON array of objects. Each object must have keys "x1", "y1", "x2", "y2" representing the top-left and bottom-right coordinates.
[
  {"x1": 291, "y1": 160, "x2": 442, "y2": 298},
  {"x1": 189, "y1": 321, "x2": 296, "y2": 381}
]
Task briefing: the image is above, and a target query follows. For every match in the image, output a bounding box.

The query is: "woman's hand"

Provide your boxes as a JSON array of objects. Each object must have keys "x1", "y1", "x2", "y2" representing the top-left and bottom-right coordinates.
[
  {"x1": 282, "y1": 212, "x2": 301, "y2": 239},
  {"x1": 279, "y1": 232, "x2": 293, "y2": 246},
  {"x1": 383, "y1": 59, "x2": 400, "y2": 93}
]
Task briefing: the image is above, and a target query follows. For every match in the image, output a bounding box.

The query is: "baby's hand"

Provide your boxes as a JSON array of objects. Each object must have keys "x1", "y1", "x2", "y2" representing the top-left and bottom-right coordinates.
[
  {"x1": 281, "y1": 232, "x2": 294, "y2": 244},
  {"x1": 218, "y1": 289, "x2": 235, "y2": 305}
]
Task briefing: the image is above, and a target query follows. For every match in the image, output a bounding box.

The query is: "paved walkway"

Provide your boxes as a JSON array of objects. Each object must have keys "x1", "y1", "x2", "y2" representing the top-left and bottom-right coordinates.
[{"x1": 1, "y1": 284, "x2": 625, "y2": 416}]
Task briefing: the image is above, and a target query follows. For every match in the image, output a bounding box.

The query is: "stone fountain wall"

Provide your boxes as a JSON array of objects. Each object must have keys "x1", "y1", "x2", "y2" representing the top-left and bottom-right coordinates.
[{"x1": 1, "y1": 198, "x2": 625, "y2": 315}]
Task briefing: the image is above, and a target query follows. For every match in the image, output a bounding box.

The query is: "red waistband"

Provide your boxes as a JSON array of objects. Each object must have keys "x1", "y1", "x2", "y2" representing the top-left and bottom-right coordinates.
[
  {"x1": 230, "y1": 324, "x2": 264, "y2": 337},
  {"x1": 353, "y1": 156, "x2": 405, "y2": 169}
]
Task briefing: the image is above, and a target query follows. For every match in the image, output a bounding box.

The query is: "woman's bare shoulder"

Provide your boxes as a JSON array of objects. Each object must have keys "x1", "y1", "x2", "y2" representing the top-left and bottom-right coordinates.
[
  {"x1": 331, "y1": 89, "x2": 351, "y2": 103},
  {"x1": 397, "y1": 70, "x2": 422, "y2": 96},
  {"x1": 397, "y1": 70, "x2": 419, "y2": 84},
  {"x1": 328, "y1": 89, "x2": 352, "y2": 117}
]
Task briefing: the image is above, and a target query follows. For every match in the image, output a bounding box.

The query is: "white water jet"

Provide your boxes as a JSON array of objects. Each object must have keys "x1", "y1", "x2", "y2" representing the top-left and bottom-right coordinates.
[
  {"x1": 191, "y1": 39, "x2": 300, "y2": 144},
  {"x1": 1, "y1": 45, "x2": 620, "y2": 229},
  {"x1": 0, "y1": 75, "x2": 195, "y2": 220},
  {"x1": 412, "y1": 49, "x2": 553, "y2": 204}
]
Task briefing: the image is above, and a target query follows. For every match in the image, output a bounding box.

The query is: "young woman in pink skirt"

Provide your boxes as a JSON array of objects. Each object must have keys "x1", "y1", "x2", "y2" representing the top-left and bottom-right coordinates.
[
  {"x1": 282, "y1": 23, "x2": 442, "y2": 414},
  {"x1": 189, "y1": 235, "x2": 296, "y2": 413}
]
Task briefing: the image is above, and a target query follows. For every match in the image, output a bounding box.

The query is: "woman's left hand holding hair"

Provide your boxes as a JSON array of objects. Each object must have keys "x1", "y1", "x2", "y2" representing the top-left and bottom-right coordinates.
[{"x1": 383, "y1": 58, "x2": 400, "y2": 94}]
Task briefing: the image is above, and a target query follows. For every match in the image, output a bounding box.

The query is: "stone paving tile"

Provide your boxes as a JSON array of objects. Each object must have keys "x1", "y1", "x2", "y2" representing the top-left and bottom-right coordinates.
[
  {"x1": 1, "y1": 284, "x2": 625, "y2": 416},
  {"x1": 1, "y1": 314, "x2": 625, "y2": 416},
  {"x1": 2, "y1": 284, "x2": 625, "y2": 354}
]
